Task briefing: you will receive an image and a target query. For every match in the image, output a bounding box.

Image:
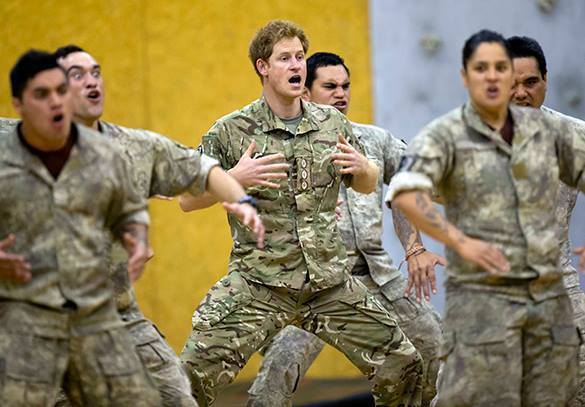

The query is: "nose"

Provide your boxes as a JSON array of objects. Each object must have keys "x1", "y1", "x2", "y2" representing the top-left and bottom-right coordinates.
[
  {"x1": 513, "y1": 84, "x2": 527, "y2": 99},
  {"x1": 333, "y1": 86, "x2": 344, "y2": 98},
  {"x1": 486, "y1": 67, "x2": 498, "y2": 81},
  {"x1": 84, "y1": 72, "x2": 98, "y2": 88},
  {"x1": 48, "y1": 91, "x2": 63, "y2": 109}
]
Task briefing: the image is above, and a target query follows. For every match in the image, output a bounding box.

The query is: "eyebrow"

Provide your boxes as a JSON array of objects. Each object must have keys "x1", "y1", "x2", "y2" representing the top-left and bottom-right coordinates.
[{"x1": 66, "y1": 64, "x2": 101, "y2": 74}]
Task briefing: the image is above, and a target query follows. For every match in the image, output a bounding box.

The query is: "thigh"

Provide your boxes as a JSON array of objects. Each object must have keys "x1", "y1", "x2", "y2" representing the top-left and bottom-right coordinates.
[
  {"x1": 523, "y1": 295, "x2": 580, "y2": 406},
  {"x1": 180, "y1": 272, "x2": 295, "y2": 404},
  {"x1": 67, "y1": 327, "x2": 161, "y2": 407},
  {"x1": 304, "y1": 277, "x2": 412, "y2": 373},
  {"x1": 0, "y1": 331, "x2": 65, "y2": 407},
  {"x1": 436, "y1": 291, "x2": 523, "y2": 407}
]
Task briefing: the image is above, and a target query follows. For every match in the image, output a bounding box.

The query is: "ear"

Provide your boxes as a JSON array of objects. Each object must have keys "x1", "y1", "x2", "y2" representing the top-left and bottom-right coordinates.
[
  {"x1": 256, "y1": 59, "x2": 269, "y2": 77},
  {"x1": 301, "y1": 86, "x2": 311, "y2": 102},
  {"x1": 460, "y1": 67, "x2": 468, "y2": 89},
  {"x1": 12, "y1": 97, "x2": 22, "y2": 115}
]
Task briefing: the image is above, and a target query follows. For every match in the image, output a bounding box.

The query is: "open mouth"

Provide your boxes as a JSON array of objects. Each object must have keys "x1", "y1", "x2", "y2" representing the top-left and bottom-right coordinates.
[
  {"x1": 288, "y1": 75, "x2": 302, "y2": 85},
  {"x1": 52, "y1": 114, "x2": 64, "y2": 124},
  {"x1": 334, "y1": 101, "x2": 347, "y2": 108},
  {"x1": 486, "y1": 85, "x2": 499, "y2": 98},
  {"x1": 87, "y1": 90, "x2": 101, "y2": 101}
]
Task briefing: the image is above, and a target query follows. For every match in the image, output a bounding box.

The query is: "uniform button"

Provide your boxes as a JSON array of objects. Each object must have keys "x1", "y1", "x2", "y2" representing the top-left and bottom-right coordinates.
[
  {"x1": 301, "y1": 181, "x2": 308, "y2": 189},
  {"x1": 301, "y1": 170, "x2": 308, "y2": 179},
  {"x1": 221, "y1": 278, "x2": 231, "y2": 287},
  {"x1": 301, "y1": 159, "x2": 307, "y2": 168}
]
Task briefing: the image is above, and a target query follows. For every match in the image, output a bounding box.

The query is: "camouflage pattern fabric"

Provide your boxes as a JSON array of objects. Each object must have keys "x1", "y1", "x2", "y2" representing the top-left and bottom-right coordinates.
[
  {"x1": 183, "y1": 99, "x2": 423, "y2": 406},
  {"x1": 249, "y1": 274, "x2": 442, "y2": 407},
  {"x1": 386, "y1": 102, "x2": 585, "y2": 405},
  {"x1": 249, "y1": 122, "x2": 442, "y2": 406},
  {"x1": 338, "y1": 122, "x2": 407, "y2": 285},
  {"x1": 387, "y1": 102, "x2": 585, "y2": 301},
  {"x1": 1, "y1": 119, "x2": 208, "y2": 406},
  {"x1": 0, "y1": 301, "x2": 161, "y2": 407},
  {"x1": 181, "y1": 272, "x2": 422, "y2": 407},
  {"x1": 436, "y1": 289, "x2": 579, "y2": 406},
  {"x1": 542, "y1": 106, "x2": 585, "y2": 407},
  {"x1": 199, "y1": 97, "x2": 363, "y2": 291},
  {"x1": 0, "y1": 123, "x2": 148, "y2": 314}
]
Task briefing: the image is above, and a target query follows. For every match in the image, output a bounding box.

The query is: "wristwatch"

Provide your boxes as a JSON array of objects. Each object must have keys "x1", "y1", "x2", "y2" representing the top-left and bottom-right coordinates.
[{"x1": 237, "y1": 194, "x2": 258, "y2": 208}]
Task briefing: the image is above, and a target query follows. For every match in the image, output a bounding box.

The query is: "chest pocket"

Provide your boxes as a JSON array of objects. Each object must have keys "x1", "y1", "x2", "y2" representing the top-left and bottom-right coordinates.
[
  {"x1": 308, "y1": 138, "x2": 337, "y2": 189},
  {"x1": 455, "y1": 143, "x2": 504, "y2": 193}
]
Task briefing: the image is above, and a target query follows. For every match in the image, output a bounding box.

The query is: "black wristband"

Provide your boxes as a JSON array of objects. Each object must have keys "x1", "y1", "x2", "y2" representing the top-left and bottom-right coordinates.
[{"x1": 237, "y1": 194, "x2": 258, "y2": 208}]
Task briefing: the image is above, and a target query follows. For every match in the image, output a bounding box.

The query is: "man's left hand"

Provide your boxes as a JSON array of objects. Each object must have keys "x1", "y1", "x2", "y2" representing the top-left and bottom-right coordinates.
[
  {"x1": 332, "y1": 135, "x2": 368, "y2": 176},
  {"x1": 222, "y1": 202, "x2": 265, "y2": 248}
]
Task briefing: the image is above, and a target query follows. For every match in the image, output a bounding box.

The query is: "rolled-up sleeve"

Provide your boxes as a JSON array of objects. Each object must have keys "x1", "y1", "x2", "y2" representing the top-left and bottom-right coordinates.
[
  {"x1": 385, "y1": 123, "x2": 453, "y2": 203},
  {"x1": 145, "y1": 130, "x2": 219, "y2": 198}
]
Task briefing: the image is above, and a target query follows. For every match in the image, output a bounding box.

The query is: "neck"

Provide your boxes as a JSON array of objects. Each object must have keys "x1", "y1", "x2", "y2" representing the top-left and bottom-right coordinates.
[
  {"x1": 472, "y1": 100, "x2": 508, "y2": 131},
  {"x1": 263, "y1": 87, "x2": 302, "y2": 119},
  {"x1": 20, "y1": 121, "x2": 70, "y2": 151},
  {"x1": 74, "y1": 113, "x2": 99, "y2": 131}
]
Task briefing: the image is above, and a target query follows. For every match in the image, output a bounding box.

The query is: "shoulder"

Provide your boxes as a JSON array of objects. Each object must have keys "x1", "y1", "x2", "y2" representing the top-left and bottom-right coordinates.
[
  {"x1": 214, "y1": 99, "x2": 263, "y2": 126},
  {"x1": 541, "y1": 106, "x2": 585, "y2": 130},
  {"x1": 306, "y1": 101, "x2": 347, "y2": 124},
  {"x1": 77, "y1": 124, "x2": 125, "y2": 159}
]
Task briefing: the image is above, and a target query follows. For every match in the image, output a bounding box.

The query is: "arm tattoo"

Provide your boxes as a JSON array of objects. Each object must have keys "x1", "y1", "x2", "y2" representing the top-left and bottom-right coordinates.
[
  {"x1": 415, "y1": 191, "x2": 449, "y2": 234},
  {"x1": 392, "y1": 204, "x2": 423, "y2": 252}
]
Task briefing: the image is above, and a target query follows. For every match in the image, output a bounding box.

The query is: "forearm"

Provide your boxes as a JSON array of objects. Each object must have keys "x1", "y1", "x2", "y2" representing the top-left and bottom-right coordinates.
[
  {"x1": 350, "y1": 161, "x2": 379, "y2": 193},
  {"x1": 391, "y1": 202, "x2": 424, "y2": 252},
  {"x1": 179, "y1": 167, "x2": 247, "y2": 212},
  {"x1": 393, "y1": 190, "x2": 466, "y2": 251}
]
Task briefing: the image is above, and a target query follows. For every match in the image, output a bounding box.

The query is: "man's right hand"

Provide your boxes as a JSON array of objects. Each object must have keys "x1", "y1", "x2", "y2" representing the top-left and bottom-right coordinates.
[
  {"x1": 0, "y1": 234, "x2": 31, "y2": 283},
  {"x1": 229, "y1": 140, "x2": 289, "y2": 189},
  {"x1": 455, "y1": 236, "x2": 509, "y2": 275}
]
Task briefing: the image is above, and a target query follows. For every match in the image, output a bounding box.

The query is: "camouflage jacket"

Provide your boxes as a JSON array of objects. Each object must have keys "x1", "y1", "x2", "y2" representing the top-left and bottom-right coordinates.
[
  {"x1": 338, "y1": 122, "x2": 406, "y2": 286},
  {"x1": 0, "y1": 123, "x2": 148, "y2": 334},
  {"x1": 386, "y1": 102, "x2": 585, "y2": 301},
  {"x1": 0, "y1": 118, "x2": 218, "y2": 310},
  {"x1": 200, "y1": 97, "x2": 365, "y2": 291},
  {"x1": 543, "y1": 106, "x2": 584, "y2": 288},
  {"x1": 99, "y1": 121, "x2": 218, "y2": 310}
]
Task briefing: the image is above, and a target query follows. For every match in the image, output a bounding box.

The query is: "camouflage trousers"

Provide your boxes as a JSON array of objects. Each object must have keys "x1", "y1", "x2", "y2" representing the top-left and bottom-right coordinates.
[
  {"x1": 0, "y1": 301, "x2": 161, "y2": 407},
  {"x1": 563, "y1": 267, "x2": 585, "y2": 407},
  {"x1": 180, "y1": 272, "x2": 423, "y2": 407},
  {"x1": 55, "y1": 296, "x2": 198, "y2": 407},
  {"x1": 436, "y1": 288, "x2": 580, "y2": 407},
  {"x1": 248, "y1": 274, "x2": 442, "y2": 406}
]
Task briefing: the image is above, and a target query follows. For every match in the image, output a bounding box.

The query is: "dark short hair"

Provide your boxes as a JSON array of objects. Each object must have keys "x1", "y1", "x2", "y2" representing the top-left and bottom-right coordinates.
[
  {"x1": 462, "y1": 29, "x2": 512, "y2": 69},
  {"x1": 306, "y1": 52, "x2": 350, "y2": 89},
  {"x1": 10, "y1": 50, "x2": 64, "y2": 98},
  {"x1": 506, "y1": 36, "x2": 547, "y2": 77},
  {"x1": 54, "y1": 44, "x2": 86, "y2": 60}
]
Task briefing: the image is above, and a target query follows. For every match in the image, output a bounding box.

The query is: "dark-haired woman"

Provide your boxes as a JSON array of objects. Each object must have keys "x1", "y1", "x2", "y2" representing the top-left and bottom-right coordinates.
[{"x1": 386, "y1": 29, "x2": 585, "y2": 406}]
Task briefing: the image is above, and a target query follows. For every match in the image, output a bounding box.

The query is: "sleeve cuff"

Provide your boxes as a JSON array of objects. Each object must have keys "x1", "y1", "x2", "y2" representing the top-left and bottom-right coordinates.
[
  {"x1": 185, "y1": 153, "x2": 220, "y2": 197},
  {"x1": 385, "y1": 171, "x2": 434, "y2": 203},
  {"x1": 123, "y1": 210, "x2": 150, "y2": 226}
]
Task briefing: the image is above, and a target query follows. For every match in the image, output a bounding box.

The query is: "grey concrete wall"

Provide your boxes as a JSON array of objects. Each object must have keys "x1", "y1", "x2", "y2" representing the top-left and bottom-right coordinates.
[{"x1": 369, "y1": 0, "x2": 585, "y2": 312}]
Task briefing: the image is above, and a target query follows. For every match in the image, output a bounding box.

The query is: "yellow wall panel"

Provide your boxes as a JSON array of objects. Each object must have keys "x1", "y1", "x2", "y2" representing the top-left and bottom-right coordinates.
[{"x1": 0, "y1": 0, "x2": 372, "y2": 380}]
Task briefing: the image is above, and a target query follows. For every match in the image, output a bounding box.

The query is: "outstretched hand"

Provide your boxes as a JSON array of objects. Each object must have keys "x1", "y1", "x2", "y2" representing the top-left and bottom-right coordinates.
[
  {"x1": 222, "y1": 202, "x2": 265, "y2": 248},
  {"x1": 230, "y1": 140, "x2": 290, "y2": 189},
  {"x1": 332, "y1": 135, "x2": 369, "y2": 176},
  {"x1": 404, "y1": 250, "x2": 446, "y2": 302},
  {"x1": 0, "y1": 234, "x2": 31, "y2": 283}
]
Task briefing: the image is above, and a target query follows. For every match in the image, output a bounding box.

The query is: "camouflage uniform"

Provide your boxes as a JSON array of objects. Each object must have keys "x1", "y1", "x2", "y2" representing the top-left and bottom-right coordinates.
[
  {"x1": 180, "y1": 98, "x2": 423, "y2": 407},
  {"x1": 2, "y1": 118, "x2": 217, "y2": 406},
  {"x1": 0, "y1": 123, "x2": 161, "y2": 406},
  {"x1": 386, "y1": 103, "x2": 585, "y2": 406},
  {"x1": 542, "y1": 106, "x2": 585, "y2": 407},
  {"x1": 248, "y1": 122, "x2": 442, "y2": 406}
]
